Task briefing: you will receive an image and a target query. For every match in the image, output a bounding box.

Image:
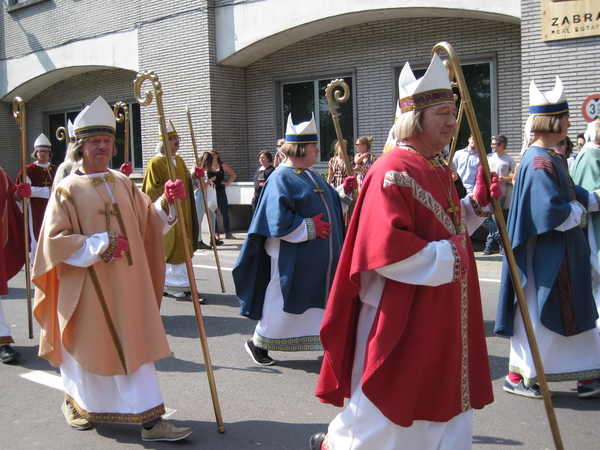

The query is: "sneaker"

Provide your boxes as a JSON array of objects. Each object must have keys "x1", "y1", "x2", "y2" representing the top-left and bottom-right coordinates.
[
  {"x1": 482, "y1": 246, "x2": 493, "y2": 255},
  {"x1": 198, "y1": 241, "x2": 212, "y2": 250},
  {"x1": 141, "y1": 419, "x2": 192, "y2": 442},
  {"x1": 184, "y1": 291, "x2": 207, "y2": 304},
  {"x1": 577, "y1": 378, "x2": 600, "y2": 398},
  {"x1": 309, "y1": 432, "x2": 327, "y2": 450},
  {"x1": 0, "y1": 344, "x2": 20, "y2": 363},
  {"x1": 245, "y1": 339, "x2": 275, "y2": 366},
  {"x1": 62, "y1": 399, "x2": 92, "y2": 430},
  {"x1": 503, "y1": 377, "x2": 542, "y2": 398}
]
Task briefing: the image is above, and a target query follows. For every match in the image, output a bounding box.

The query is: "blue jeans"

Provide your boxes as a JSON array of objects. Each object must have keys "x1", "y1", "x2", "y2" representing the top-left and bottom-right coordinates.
[
  {"x1": 214, "y1": 189, "x2": 230, "y2": 234},
  {"x1": 483, "y1": 197, "x2": 505, "y2": 249}
]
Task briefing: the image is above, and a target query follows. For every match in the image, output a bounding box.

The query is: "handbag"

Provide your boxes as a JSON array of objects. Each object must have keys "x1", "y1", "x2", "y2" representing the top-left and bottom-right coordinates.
[{"x1": 206, "y1": 184, "x2": 218, "y2": 211}]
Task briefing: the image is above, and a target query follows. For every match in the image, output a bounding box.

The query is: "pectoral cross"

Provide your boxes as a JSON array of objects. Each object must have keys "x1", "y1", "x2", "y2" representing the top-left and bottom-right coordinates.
[
  {"x1": 99, "y1": 202, "x2": 118, "y2": 231},
  {"x1": 314, "y1": 187, "x2": 326, "y2": 205},
  {"x1": 446, "y1": 200, "x2": 462, "y2": 234}
]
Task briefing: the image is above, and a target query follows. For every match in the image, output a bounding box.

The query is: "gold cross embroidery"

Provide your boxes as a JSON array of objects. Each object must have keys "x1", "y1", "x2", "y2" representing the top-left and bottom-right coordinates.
[
  {"x1": 99, "y1": 202, "x2": 118, "y2": 231},
  {"x1": 446, "y1": 200, "x2": 462, "y2": 234},
  {"x1": 313, "y1": 187, "x2": 326, "y2": 205}
]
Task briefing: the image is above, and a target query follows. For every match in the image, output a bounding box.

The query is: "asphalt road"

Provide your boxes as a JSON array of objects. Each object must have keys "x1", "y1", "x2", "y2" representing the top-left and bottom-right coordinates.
[{"x1": 1, "y1": 235, "x2": 599, "y2": 449}]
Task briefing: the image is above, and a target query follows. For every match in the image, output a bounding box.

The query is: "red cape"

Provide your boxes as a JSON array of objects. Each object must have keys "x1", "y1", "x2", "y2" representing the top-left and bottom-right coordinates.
[
  {"x1": 316, "y1": 147, "x2": 493, "y2": 426},
  {"x1": 0, "y1": 168, "x2": 25, "y2": 295}
]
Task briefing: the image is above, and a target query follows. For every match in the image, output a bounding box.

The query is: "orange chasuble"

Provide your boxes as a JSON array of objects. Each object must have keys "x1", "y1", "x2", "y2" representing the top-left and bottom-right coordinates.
[{"x1": 32, "y1": 170, "x2": 171, "y2": 376}]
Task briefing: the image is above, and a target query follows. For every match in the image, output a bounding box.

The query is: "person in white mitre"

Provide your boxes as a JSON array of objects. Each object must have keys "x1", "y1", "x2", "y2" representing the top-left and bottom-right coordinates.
[{"x1": 32, "y1": 96, "x2": 193, "y2": 442}]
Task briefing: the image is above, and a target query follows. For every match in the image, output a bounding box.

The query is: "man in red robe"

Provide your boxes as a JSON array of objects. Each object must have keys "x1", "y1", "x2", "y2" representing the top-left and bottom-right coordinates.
[
  {"x1": 0, "y1": 167, "x2": 31, "y2": 363},
  {"x1": 312, "y1": 54, "x2": 501, "y2": 450},
  {"x1": 16, "y1": 133, "x2": 57, "y2": 244}
]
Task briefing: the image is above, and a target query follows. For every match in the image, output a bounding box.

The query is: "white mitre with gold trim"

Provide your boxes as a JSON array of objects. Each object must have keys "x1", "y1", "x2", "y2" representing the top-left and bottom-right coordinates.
[{"x1": 73, "y1": 96, "x2": 116, "y2": 140}]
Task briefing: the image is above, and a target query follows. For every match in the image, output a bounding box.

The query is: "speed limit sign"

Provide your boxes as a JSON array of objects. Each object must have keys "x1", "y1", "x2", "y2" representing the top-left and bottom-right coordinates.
[{"x1": 581, "y1": 94, "x2": 600, "y2": 122}]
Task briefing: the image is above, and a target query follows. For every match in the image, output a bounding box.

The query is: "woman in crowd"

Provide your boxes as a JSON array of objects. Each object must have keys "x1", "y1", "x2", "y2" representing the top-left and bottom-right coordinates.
[
  {"x1": 208, "y1": 150, "x2": 237, "y2": 240},
  {"x1": 252, "y1": 150, "x2": 275, "y2": 211},
  {"x1": 353, "y1": 136, "x2": 375, "y2": 187},
  {"x1": 327, "y1": 140, "x2": 353, "y2": 188},
  {"x1": 194, "y1": 151, "x2": 221, "y2": 248}
]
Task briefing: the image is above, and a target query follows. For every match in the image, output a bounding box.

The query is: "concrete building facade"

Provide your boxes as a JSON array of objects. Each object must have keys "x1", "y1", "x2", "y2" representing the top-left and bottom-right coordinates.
[{"x1": 0, "y1": 0, "x2": 597, "y2": 199}]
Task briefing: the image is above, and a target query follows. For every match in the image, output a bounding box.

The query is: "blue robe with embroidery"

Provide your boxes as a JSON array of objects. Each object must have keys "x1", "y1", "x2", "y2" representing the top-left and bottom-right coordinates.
[
  {"x1": 495, "y1": 146, "x2": 598, "y2": 337},
  {"x1": 233, "y1": 166, "x2": 345, "y2": 320}
]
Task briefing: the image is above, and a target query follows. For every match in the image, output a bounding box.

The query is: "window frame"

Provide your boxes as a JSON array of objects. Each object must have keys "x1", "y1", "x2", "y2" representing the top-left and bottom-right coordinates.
[{"x1": 274, "y1": 69, "x2": 357, "y2": 171}]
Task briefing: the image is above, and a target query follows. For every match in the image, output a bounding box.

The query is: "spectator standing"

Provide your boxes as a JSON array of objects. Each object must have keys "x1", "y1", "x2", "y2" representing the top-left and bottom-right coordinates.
[
  {"x1": 252, "y1": 150, "x2": 275, "y2": 211},
  {"x1": 481, "y1": 135, "x2": 515, "y2": 255},
  {"x1": 327, "y1": 140, "x2": 353, "y2": 188},
  {"x1": 453, "y1": 134, "x2": 480, "y2": 195},
  {"x1": 353, "y1": 136, "x2": 376, "y2": 187},
  {"x1": 193, "y1": 151, "x2": 220, "y2": 249},
  {"x1": 207, "y1": 150, "x2": 237, "y2": 240},
  {"x1": 273, "y1": 138, "x2": 286, "y2": 168}
]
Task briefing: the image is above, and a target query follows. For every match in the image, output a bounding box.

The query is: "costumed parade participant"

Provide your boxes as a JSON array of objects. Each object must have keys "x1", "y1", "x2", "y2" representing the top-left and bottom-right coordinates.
[
  {"x1": 142, "y1": 121, "x2": 203, "y2": 302},
  {"x1": 313, "y1": 54, "x2": 499, "y2": 450},
  {"x1": 32, "y1": 97, "x2": 193, "y2": 441},
  {"x1": 233, "y1": 114, "x2": 355, "y2": 366},
  {"x1": 572, "y1": 120, "x2": 600, "y2": 312},
  {"x1": 54, "y1": 120, "x2": 78, "y2": 187},
  {"x1": 0, "y1": 168, "x2": 30, "y2": 363},
  {"x1": 495, "y1": 78, "x2": 600, "y2": 399},
  {"x1": 16, "y1": 133, "x2": 57, "y2": 254}
]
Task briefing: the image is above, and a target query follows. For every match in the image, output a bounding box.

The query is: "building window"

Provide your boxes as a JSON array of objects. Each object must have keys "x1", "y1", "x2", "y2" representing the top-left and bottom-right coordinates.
[
  {"x1": 404, "y1": 57, "x2": 495, "y2": 152},
  {"x1": 280, "y1": 75, "x2": 355, "y2": 166},
  {"x1": 47, "y1": 102, "x2": 142, "y2": 170}
]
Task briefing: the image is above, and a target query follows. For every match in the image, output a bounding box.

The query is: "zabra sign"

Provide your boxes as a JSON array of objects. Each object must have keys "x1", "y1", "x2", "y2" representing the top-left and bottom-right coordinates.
[{"x1": 542, "y1": 0, "x2": 600, "y2": 42}]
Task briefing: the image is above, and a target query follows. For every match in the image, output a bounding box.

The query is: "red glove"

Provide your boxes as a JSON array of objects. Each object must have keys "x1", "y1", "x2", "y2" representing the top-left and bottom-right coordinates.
[
  {"x1": 343, "y1": 176, "x2": 358, "y2": 195},
  {"x1": 489, "y1": 172, "x2": 504, "y2": 202},
  {"x1": 114, "y1": 233, "x2": 129, "y2": 258},
  {"x1": 312, "y1": 213, "x2": 332, "y2": 240},
  {"x1": 119, "y1": 162, "x2": 133, "y2": 176},
  {"x1": 194, "y1": 166, "x2": 205, "y2": 179},
  {"x1": 16, "y1": 183, "x2": 31, "y2": 199},
  {"x1": 164, "y1": 179, "x2": 187, "y2": 203},
  {"x1": 473, "y1": 167, "x2": 504, "y2": 207},
  {"x1": 448, "y1": 233, "x2": 469, "y2": 279}
]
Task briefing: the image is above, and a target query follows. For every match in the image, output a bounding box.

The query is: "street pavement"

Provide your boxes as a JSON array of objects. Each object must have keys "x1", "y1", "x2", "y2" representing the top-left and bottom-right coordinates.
[{"x1": 1, "y1": 233, "x2": 599, "y2": 449}]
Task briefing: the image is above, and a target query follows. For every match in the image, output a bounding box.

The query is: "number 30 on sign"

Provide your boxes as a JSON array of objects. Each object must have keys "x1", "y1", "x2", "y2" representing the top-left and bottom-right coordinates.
[{"x1": 582, "y1": 94, "x2": 600, "y2": 122}]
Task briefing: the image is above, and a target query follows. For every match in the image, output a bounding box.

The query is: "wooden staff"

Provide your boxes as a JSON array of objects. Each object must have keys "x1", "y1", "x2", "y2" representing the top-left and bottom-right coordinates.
[
  {"x1": 113, "y1": 102, "x2": 130, "y2": 165},
  {"x1": 185, "y1": 105, "x2": 226, "y2": 293},
  {"x1": 12, "y1": 97, "x2": 33, "y2": 339},
  {"x1": 324, "y1": 80, "x2": 358, "y2": 200},
  {"x1": 432, "y1": 41, "x2": 563, "y2": 450},
  {"x1": 134, "y1": 71, "x2": 225, "y2": 433}
]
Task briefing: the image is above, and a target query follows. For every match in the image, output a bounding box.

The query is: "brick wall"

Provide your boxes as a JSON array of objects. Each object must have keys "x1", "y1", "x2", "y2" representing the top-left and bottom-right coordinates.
[
  {"x1": 0, "y1": 3, "x2": 523, "y2": 183},
  {"x1": 244, "y1": 17, "x2": 522, "y2": 179}
]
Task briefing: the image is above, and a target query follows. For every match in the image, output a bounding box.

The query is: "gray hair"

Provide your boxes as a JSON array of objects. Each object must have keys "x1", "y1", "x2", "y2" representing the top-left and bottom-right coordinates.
[
  {"x1": 393, "y1": 109, "x2": 425, "y2": 141},
  {"x1": 67, "y1": 137, "x2": 117, "y2": 162}
]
